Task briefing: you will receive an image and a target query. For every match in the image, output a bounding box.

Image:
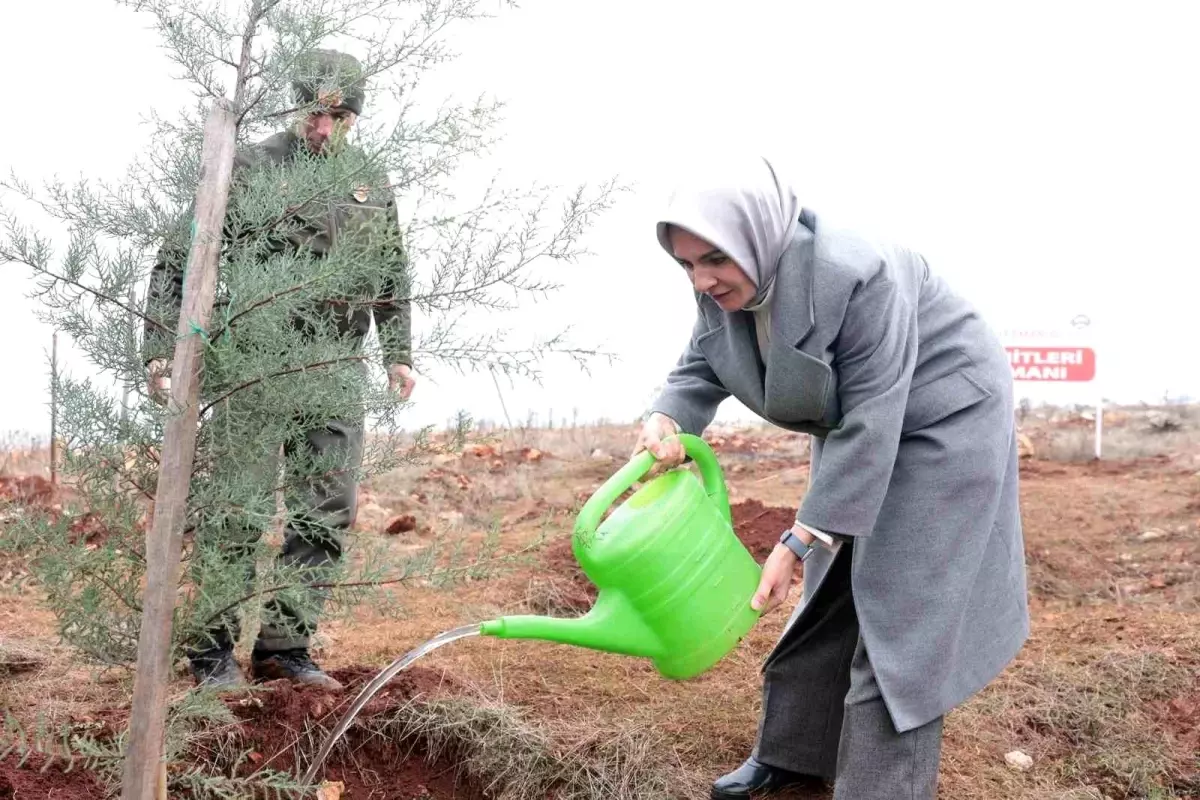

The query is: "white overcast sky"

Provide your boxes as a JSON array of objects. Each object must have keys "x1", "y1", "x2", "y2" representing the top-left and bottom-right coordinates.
[{"x1": 2, "y1": 0, "x2": 1198, "y2": 440}]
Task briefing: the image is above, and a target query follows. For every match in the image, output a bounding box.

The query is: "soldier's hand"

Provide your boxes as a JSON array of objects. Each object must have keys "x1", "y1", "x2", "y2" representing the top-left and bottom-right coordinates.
[
  {"x1": 147, "y1": 359, "x2": 171, "y2": 405},
  {"x1": 387, "y1": 363, "x2": 416, "y2": 400}
]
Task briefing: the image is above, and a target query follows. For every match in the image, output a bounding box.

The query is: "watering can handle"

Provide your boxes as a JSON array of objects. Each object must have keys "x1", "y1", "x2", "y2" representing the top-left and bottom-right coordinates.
[{"x1": 575, "y1": 433, "x2": 731, "y2": 539}]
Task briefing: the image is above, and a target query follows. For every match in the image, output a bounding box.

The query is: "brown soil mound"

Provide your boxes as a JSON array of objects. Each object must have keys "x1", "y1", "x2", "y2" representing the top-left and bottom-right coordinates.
[
  {"x1": 0, "y1": 752, "x2": 105, "y2": 799},
  {"x1": 729, "y1": 499, "x2": 795, "y2": 561},
  {"x1": 24, "y1": 666, "x2": 484, "y2": 799},
  {"x1": 538, "y1": 499, "x2": 798, "y2": 606},
  {"x1": 226, "y1": 666, "x2": 483, "y2": 799},
  {"x1": 0, "y1": 475, "x2": 56, "y2": 507}
]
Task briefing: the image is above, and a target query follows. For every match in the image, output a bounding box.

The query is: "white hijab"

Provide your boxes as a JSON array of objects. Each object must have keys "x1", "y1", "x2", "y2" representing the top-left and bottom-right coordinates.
[{"x1": 655, "y1": 155, "x2": 800, "y2": 310}]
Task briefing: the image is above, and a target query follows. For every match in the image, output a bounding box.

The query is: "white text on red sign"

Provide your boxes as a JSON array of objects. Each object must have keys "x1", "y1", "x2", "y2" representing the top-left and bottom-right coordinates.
[{"x1": 1005, "y1": 346, "x2": 1096, "y2": 382}]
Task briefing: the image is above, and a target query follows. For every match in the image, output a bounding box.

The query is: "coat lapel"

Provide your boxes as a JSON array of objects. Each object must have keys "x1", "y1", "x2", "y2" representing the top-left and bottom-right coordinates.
[
  {"x1": 762, "y1": 210, "x2": 834, "y2": 424},
  {"x1": 767, "y1": 212, "x2": 817, "y2": 351},
  {"x1": 696, "y1": 305, "x2": 766, "y2": 412}
]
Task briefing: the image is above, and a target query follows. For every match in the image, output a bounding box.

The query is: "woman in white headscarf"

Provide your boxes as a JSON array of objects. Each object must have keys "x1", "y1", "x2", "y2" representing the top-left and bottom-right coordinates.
[{"x1": 633, "y1": 156, "x2": 1029, "y2": 800}]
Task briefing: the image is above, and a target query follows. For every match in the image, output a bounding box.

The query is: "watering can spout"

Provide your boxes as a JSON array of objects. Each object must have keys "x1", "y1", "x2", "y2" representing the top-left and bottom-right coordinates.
[{"x1": 480, "y1": 589, "x2": 662, "y2": 660}]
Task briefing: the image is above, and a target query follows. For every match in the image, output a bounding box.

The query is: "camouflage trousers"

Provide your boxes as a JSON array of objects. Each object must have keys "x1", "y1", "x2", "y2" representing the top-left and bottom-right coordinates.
[{"x1": 188, "y1": 413, "x2": 364, "y2": 658}]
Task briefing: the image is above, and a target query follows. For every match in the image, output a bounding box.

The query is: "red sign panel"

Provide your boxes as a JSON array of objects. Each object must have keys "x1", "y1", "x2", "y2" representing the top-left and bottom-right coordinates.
[{"x1": 1005, "y1": 346, "x2": 1095, "y2": 382}]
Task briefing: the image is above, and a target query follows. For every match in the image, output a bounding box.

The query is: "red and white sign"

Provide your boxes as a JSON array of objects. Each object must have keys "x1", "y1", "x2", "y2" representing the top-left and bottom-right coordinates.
[{"x1": 1005, "y1": 346, "x2": 1096, "y2": 382}]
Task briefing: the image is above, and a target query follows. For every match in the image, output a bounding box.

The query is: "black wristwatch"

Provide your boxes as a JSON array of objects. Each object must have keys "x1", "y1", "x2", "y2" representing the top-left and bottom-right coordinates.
[{"x1": 779, "y1": 529, "x2": 816, "y2": 562}]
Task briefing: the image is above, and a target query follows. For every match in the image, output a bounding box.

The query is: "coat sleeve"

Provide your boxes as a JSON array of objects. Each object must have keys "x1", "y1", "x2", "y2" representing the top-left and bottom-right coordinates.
[
  {"x1": 649, "y1": 312, "x2": 731, "y2": 435},
  {"x1": 372, "y1": 195, "x2": 413, "y2": 368},
  {"x1": 796, "y1": 264, "x2": 918, "y2": 538},
  {"x1": 140, "y1": 206, "x2": 193, "y2": 364},
  {"x1": 140, "y1": 149, "x2": 256, "y2": 365}
]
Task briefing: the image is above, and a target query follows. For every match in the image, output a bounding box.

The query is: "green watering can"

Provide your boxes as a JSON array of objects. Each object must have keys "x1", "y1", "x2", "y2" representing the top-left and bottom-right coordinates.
[{"x1": 480, "y1": 433, "x2": 763, "y2": 679}]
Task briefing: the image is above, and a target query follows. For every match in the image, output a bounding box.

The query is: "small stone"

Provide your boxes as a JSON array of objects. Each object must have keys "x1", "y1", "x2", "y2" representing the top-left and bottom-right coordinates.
[
  {"x1": 1004, "y1": 750, "x2": 1034, "y2": 771},
  {"x1": 1139, "y1": 529, "x2": 1167, "y2": 541},
  {"x1": 316, "y1": 781, "x2": 344, "y2": 800},
  {"x1": 591, "y1": 448, "x2": 611, "y2": 460}
]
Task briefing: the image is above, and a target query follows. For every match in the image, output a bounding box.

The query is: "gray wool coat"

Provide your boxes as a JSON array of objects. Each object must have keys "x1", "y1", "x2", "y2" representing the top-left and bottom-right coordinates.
[{"x1": 651, "y1": 208, "x2": 1030, "y2": 732}]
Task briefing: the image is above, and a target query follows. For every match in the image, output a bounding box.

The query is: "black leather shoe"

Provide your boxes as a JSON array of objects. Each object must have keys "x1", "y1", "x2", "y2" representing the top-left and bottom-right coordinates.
[{"x1": 711, "y1": 756, "x2": 818, "y2": 799}]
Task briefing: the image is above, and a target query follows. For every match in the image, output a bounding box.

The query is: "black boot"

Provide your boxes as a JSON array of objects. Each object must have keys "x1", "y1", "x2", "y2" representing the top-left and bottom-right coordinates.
[
  {"x1": 251, "y1": 647, "x2": 343, "y2": 690},
  {"x1": 188, "y1": 648, "x2": 245, "y2": 690},
  {"x1": 711, "y1": 756, "x2": 822, "y2": 799}
]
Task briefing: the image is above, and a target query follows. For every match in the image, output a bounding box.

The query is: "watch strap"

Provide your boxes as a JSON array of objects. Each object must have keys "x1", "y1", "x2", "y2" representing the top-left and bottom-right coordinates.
[{"x1": 779, "y1": 530, "x2": 815, "y2": 561}]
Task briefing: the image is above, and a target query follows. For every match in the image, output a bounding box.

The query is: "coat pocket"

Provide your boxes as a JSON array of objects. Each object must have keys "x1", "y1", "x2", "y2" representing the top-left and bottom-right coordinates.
[{"x1": 901, "y1": 370, "x2": 992, "y2": 435}]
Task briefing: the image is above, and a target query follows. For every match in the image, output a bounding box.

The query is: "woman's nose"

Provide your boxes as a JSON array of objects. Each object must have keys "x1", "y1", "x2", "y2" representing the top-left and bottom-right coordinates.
[{"x1": 692, "y1": 268, "x2": 717, "y2": 293}]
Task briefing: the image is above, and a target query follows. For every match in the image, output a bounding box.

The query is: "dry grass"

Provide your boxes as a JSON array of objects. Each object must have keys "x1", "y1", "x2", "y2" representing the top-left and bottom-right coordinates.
[
  {"x1": 1039, "y1": 426, "x2": 1198, "y2": 463},
  {"x1": 521, "y1": 574, "x2": 592, "y2": 617},
  {"x1": 0, "y1": 638, "x2": 48, "y2": 676},
  {"x1": 944, "y1": 605, "x2": 1200, "y2": 800},
  {"x1": 0, "y1": 599, "x2": 131, "y2": 741},
  {"x1": 358, "y1": 696, "x2": 693, "y2": 800},
  {"x1": 1022, "y1": 404, "x2": 1200, "y2": 463}
]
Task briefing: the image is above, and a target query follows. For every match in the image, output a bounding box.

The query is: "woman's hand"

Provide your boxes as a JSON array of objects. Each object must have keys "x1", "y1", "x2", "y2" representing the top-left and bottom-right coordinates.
[
  {"x1": 751, "y1": 544, "x2": 800, "y2": 614},
  {"x1": 632, "y1": 412, "x2": 685, "y2": 472}
]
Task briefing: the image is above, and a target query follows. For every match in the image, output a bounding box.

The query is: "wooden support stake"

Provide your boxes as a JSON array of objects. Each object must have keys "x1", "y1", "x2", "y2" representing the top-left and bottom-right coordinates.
[
  {"x1": 49, "y1": 332, "x2": 58, "y2": 485},
  {"x1": 120, "y1": 97, "x2": 238, "y2": 800}
]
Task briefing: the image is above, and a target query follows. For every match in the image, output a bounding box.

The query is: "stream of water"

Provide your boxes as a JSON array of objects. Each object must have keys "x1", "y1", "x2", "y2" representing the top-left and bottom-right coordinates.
[{"x1": 299, "y1": 622, "x2": 483, "y2": 787}]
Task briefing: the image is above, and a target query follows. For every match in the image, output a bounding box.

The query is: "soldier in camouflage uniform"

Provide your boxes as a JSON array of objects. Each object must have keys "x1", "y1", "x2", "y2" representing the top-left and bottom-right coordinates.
[{"x1": 143, "y1": 50, "x2": 415, "y2": 690}]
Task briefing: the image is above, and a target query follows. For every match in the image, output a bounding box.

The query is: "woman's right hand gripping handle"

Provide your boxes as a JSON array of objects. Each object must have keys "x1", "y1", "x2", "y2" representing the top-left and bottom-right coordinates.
[{"x1": 632, "y1": 412, "x2": 686, "y2": 473}]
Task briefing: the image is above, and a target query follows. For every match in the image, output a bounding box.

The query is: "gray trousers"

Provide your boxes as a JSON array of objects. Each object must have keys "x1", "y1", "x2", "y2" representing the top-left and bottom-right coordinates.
[
  {"x1": 751, "y1": 541, "x2": 944, "y2": 799},
  {"x1": 190, "y1": 416, "x2": 364, "y2": 657}
]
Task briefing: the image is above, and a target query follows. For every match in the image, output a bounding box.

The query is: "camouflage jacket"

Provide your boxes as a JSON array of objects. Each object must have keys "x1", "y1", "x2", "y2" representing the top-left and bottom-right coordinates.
[{"x1": 141, "y1": 130, "x2": 412, "y2": 368}]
